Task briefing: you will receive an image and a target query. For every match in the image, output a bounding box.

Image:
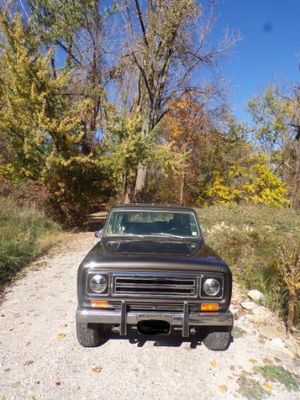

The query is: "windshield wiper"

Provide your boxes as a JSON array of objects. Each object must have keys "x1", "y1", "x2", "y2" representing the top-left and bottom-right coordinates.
[
  {"x1": 109, "y1": 233, "x2": 187, "y2": 240},
  {"x1": 156, "y1": 232, "x2": 186, "y2": 240},
  {"x1": 118, "y1": 233, "x2": 145, "y2": 238}
]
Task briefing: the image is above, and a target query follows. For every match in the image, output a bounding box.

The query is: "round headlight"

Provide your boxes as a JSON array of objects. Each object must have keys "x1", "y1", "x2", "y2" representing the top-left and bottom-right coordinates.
[
  {"x1": 90, "y1": 274, "x2": 108, "y2": 294},
  {"x1": 203, "y1": 278, "x2": 221, "y2": 296}
]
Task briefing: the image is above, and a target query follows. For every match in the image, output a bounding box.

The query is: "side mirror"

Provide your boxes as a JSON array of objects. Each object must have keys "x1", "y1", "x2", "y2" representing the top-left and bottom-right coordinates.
[{"x1": 95, "y1": 229, "x2": 103, "y2": 239}]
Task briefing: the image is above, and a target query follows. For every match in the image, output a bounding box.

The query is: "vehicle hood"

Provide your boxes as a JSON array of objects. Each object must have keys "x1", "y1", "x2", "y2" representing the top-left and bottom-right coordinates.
[{"x1": 80, "y1": 237, "x2": 228, "y2": 272}]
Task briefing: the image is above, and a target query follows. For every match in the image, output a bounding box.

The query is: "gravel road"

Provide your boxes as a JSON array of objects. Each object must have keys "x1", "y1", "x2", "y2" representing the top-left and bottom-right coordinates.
[{"x1": 0, "y1": 233, "x2": 300, "y2": 400}]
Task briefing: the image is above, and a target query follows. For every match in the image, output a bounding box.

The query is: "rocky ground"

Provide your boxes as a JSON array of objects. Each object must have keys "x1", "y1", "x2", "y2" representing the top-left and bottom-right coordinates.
[{"x1": 0, "y1": 232, "x2": 299, "y2": 400}]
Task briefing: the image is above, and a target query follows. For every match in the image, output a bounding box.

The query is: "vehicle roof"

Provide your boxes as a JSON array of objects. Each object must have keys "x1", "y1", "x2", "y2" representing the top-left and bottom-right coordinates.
[{"x1": 111, "y1": 203, "x2": 196, "y2": 213}]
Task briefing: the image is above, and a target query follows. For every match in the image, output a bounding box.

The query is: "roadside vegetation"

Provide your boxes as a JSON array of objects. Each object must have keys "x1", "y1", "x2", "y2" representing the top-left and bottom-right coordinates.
[
  {"x1": 0, "y1": 1, "x2": 299, "y2": 329},
  {"x1": 0, "y1": 198, "x2": 61, "y2": 285},
  {"x1": 1, "y1": 1, "x2": 298, "y2": 228},
  {"x1": 256, "y1": 365, "x2": 300, "y2": 392},
  {"x1": 200, "y1": 205, "x2": 300, "y2": 329}
]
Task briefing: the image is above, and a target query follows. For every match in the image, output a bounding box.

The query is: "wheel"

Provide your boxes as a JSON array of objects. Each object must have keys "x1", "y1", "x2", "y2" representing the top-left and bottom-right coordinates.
[
  {"x1": 76, "y1": 322, "x2": 108, "y2": 347},
  {"x1": 203, "y1": 327, "x2": 232, "y2": 351}
]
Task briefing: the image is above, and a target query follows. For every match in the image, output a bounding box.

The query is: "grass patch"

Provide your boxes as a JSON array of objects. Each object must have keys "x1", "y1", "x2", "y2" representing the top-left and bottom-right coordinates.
[
  {"x1": 256, "y1": 365, "x2": 300, "y2": 391},
  {"x1": 237, "y1": 371, "x2": 266, "y2": 400},
  {"x1": 0, "y1": 197, "x2": 61, "y2": 285},
  {"x1": 198, "y1": 204, "x2": 300, "y2": 327}
]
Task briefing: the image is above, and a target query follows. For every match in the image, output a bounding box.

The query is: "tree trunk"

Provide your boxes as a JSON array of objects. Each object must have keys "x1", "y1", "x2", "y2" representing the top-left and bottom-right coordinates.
[
  {"x1": 179, "y1": 171, "x2": 185, "y2": 205},
  {"x1": 134, "y1": 164, "x2": 147, "y2": 200},
  {"x1": 133, "y1": 115, "x2": 152, "y2": 200},
  {"x1": 291, "y1": 139, "x2": 300, "y2": 208},
  {"x1": 124, "y1": 176, "x2": 135, "y2": 204}
]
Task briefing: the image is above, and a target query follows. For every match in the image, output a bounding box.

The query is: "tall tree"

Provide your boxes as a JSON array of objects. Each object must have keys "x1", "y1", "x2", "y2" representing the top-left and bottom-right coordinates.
[
  {"x1": 0, "y1": 8, "x2": 112, "y2": 225},
  {"x1": 159, "y1": 96, "x2": 217, "y2": 205},
  {"x1": 27, "y1": 0, "x2": 113, "y2": 154},
  {"x1": 248, "y1": 86, "x2": 300, "y2": 208},
  {"x1": 117, "y1": 0, "x2": 237, "y2": 201}
]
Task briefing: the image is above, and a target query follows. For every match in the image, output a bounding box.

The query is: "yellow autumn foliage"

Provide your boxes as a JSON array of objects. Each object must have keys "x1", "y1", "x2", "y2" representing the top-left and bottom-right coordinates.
[{"x1": 204, "y1": 155, "x2": 289, "y2": 207}]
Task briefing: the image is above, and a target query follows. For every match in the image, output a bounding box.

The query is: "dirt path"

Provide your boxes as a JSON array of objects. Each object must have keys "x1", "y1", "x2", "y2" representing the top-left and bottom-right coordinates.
[{"x1": 0, "y1": 233, "x2": 299, "y2": 400}]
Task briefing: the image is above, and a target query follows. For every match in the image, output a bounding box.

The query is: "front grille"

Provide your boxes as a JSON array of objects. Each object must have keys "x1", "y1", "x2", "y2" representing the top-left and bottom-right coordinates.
[{"x1": 113, "y1": 274, "x2": 196, "y2": 298}]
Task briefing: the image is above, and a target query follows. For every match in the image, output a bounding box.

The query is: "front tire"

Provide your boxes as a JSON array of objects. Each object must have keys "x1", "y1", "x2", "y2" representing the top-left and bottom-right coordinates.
[
  {"x1": 76, "y1": 322, "x2": 108, "y2": 347},
  {"x1": 203, "y1": 327, "x2": 232, "y2": 351}
]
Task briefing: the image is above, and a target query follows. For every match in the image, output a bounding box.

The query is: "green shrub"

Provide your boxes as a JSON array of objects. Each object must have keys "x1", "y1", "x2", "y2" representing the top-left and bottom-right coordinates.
[{"x1": 0, "y1": 197, "x2": 61, "y2": 284}]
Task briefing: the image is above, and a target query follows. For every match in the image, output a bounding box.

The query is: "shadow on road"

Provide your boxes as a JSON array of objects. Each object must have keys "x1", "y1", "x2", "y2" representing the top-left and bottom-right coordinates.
[
  {"x1": 95, "y1": 327, "x2": 234, "y2": 350},
  {"x1": 99, "y1": 329, "x2": 210, "y2": 349}
]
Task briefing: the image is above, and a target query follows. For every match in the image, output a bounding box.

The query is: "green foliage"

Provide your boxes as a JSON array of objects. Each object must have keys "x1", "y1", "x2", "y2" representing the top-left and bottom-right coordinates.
[
  {"x1": 0, "y1": 11, "x2": 92, "y2": 165},
  {"x1": 0, "y1": 10, "x2": 112, "y2": 226},
  {"x1": 103, "y1": 111, "x2": 149, "y2": 184},
  {"x1": 237, "y1": 371, "x2": 266, "y2": 400},
  {"x1": 0, "y1": 197, "x2": 61, "y2": 284},
  {"x1": 29, "y1": 0, "x2": 98, "y2": 42},
  {"x1": 247, "y1": 86, "x2": 290, "y2": 155},
  {"x1": 247, "y1": 85, "x2": 300, "y2": 209},
  {"x1": 193, "y1": 112, "x2": 289, "y2": 208},
  {"x1": 103, "y1": 109, "x2": 187, "y2": 198},
  {"x1": 256, "y1": 365, "x2": 300, "y2": 391},
  {"x1": 0, "y1": 4, "x2": 297, "y2": 227}
]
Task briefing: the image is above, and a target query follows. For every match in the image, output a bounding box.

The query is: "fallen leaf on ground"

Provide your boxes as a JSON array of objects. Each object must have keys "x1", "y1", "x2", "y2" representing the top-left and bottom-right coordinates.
[
  {"x1": 218, "y1": 385, "x2": 228, "y2": 393},
  {"x1": 57, "y1": 333, "x2": 66, "y2": 340},
  {"x1": 55, "y1": 381, "x2": 61, "y2": 386},
  {"x1": 23, "y1": 360, "x2": 34, "y2": 366},
  {"x1": 92, "y1": 366, "x2": 103, "y2": 373},
  {"x1": 210, "y1": 360, "x2": 217, "y2": 369},
  {"x1": 263, "y1": 383, "x2": 273, "y2": 392},
  {"x1": 249, "y1": 358, "x2": 258, "y2": 364}
]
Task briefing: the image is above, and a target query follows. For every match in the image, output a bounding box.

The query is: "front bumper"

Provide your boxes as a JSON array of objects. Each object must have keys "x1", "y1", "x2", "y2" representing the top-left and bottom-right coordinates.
[{"x1": 76, "y1": 304, "x2": 233, "y2": 337}]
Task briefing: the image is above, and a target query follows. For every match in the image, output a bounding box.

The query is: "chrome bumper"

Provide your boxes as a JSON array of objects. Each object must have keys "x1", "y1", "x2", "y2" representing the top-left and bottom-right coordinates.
[{"x1": 76, "y1": 305, "x2": 233, "y2": 337}]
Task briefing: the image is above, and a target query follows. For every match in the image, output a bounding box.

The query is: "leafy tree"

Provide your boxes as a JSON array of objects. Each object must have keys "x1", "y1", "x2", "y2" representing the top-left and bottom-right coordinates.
[
  {"x1": 157, "y1": 97, "x2": 219, "y2": 204},
  {"x1": 247, "y1": 86, "x2": 290, "y2": 159},
  {"x1": 248, "y1": 85, "x2": 300, "y2": 208},
  {"x1": 117, "y1": 0, "x2": 238, "y2": 201},
  {"x1": 103, "y1": 106, "x2": 186, "y2": 203},
  {"x1": 0, "y1": 9, "x2": 112, "y2": 225},
  {"x1": 199, "y1": 154, "x2": 289, "y2": 207}
]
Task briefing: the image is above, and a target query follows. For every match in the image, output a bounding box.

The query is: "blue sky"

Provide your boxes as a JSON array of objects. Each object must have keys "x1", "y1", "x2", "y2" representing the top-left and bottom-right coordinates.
[
  {"x1": 209, "y1": 0, "x2": 300, "y2": 122},
  {"x1": 51, "y1": 0, "x2": 300, "y2": 124}
]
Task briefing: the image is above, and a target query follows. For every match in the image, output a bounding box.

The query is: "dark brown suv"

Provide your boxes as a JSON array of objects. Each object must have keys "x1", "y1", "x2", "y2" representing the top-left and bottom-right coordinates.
[{"x1": 76, "y1": 204, "x2": 233, "y2": 350}]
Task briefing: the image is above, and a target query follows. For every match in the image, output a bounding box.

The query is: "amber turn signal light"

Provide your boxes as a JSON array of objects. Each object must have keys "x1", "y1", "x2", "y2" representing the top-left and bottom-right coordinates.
[
  {"x1": 200, "y1": 303, "x2": 219, "y2": 312},
  {"x1": 90, "y1": 300, "x2": 109, "y2": 309}
]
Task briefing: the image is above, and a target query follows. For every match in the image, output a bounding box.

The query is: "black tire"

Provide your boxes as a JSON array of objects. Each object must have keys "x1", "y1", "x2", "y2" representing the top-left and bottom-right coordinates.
[
  {"x1": 203, "y1": 327, "x2": 232, "y2": 351},
  {"x1": 76, "y1": 322, "x2": 108, "y2": 347}
]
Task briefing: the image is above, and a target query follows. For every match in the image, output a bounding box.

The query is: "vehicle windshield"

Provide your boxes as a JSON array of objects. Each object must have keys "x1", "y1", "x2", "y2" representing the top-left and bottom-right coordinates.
[{"x1": 105, "y1": 210, "x2": 201, "y2": 238}]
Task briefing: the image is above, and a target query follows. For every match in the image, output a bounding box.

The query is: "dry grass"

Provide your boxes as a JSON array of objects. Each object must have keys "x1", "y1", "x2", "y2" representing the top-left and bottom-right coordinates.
[
  {"x1": 0, "y1": 197, "x2": 61, "y2": 284},
  {"x1": 198, "y1": 204, "x2": 300, "y2": 327}
]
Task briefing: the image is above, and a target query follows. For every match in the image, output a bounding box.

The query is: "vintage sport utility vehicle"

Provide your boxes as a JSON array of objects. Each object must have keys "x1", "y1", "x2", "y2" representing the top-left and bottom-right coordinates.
[{"x1": 76, "y1": 204, "x2": 233, "y2": 350}]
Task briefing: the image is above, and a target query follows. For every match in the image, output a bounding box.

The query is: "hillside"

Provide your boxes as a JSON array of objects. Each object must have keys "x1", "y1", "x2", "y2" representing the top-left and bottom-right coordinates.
[{"x1": 199, "y1": 205, "x2": 300, "y2": 328}]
